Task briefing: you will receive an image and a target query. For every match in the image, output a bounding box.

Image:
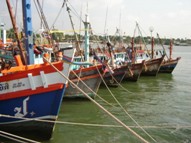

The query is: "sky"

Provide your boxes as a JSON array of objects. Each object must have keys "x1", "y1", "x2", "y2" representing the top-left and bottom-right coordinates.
[{"x1": 1, "y1": 0, "x2": 191, "y2": 39}]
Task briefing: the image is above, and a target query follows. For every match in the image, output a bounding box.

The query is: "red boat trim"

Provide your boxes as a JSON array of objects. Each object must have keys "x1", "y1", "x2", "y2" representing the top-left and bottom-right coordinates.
[
  {"x1": 74, "y1": 65, "x2": 102, "y2": 74},
  {"x1": 0, "y1": 62, "x2": 63, "y2": 81},
  {"x1": 71, "y1": 74, "x2": 101, "y2": 82},
  {"x1": 0, "y1": 83, "x2": 64, "y2": 101}
]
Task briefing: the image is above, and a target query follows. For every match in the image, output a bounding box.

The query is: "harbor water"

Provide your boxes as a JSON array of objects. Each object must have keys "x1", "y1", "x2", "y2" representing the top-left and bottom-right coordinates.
[{"x1": 45, "y1": 46, "x2": 191, "y2": 143}]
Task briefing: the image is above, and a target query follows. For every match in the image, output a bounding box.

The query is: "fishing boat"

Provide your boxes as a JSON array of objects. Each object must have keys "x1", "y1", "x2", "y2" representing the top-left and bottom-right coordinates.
[
  {"x1": 97, "y1": 43, "x2": 131, "y2": 87},
  {"x1": 159, "y1": 57, "x2": 181, "y2": 73},
  {"x1": 125, "y1": 61, "x2": 144, "y2": 81},
  {"x1": 133, "y1": 36, "x2": 164, "y2": 76},
  {"x1": 113, "y1": 51, "x2": 143, "y2": 82},
  {"x1": 0, "y1": 0, "x2": 73, "y2": 140},
  {"x1": 64, "y1": 60, "x2": 104, "y2": 98},
  {"x1": 158, "y1": 38, "x2": 181, "y2": 73},
  {"x1": 61, "y1": 5, "x2": 104, "y2": 98},
  {"x1": 102, "y1": 64, "x2": 129, "y2": 87},
  {"x1": 140, "y1": 55, "x2": 164, "y2": 76},
  {"x1": 130, "y1": 23, "x2": 165, "y2": 77}
]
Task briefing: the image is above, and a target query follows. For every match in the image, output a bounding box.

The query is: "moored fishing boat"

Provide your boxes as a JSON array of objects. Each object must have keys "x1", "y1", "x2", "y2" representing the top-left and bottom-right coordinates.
[
  {"x1": 98, "y1": 43, "x2": 130, "y2": 87},
  {"x1": 62, "y1": 6, "x2": 104, "y2": 98},
  {"x1": 141, "y1": 55, "x2": 165, "y2": 76},
  {"x1": 113, "y1": 51, "x2": 143, "y2": 82},
  {"x1": 0, "y1": 0, "x2": 73, "y2": 140},
  {"x1": 158, "y1": 38, "x2": 181, "y2": 73},
  {"x1": 133, "y1": 34, "x2": 164, "y2": 76},
  {"x1": 0, "y1": 55, "x2": 69, "y2": 140},
  {"x1": 159, "y1": 57, "x2": 181, "y2": 73},
  {"x1": 102, "y1": 64, "x2": 128, "y2": 87},
  {"x1": 114, "y1": 40, "x2": 144, "y2": 82},
  {"x1": 125, "y1": 61, "x2": 144, "y2": 81},
  {"x1": 65, "y1": 62, "x2": 104, "y2": 98}
]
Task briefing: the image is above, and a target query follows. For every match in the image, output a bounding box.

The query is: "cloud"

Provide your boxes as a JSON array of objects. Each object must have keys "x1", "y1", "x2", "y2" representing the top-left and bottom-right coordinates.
[
  {"x1": 1, "y1": 0, "x2": 191, "y2": 38},
  {"x1": 167, "y1": 12, "x2": 177, "y2": 18}
]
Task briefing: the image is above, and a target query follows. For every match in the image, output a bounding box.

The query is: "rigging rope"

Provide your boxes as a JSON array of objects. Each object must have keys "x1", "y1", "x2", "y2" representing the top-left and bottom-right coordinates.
[
  {"x1": 106, "y1": 66, "x2": 134, "y2": 94},
  {"x1": 88, "y1": 24, "x2": 137, "y2": 95},
  {"x1": 50, "y1": 0, "x2": 66, "y2": 29},
  {"x1": 135, "y1": 22, "x2": 151, "y2": 59},
  {"x1": 70, "y1": 68, "x2": 115, "y2": 107},
  {"x1": 157, "y1": 33, "x2": 169, "y2": 59},
  {"x1": 67, "y1": 1, "x2": 84, "y2": 23}
]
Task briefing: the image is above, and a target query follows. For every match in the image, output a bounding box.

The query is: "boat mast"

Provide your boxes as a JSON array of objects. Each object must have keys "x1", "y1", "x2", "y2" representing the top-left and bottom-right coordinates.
[
  {"x1": 149, "y1": 27, "x2": 154, "y2": 59},
  {"x1": 151, "y1": 37, "x2": 154, "y2": 59},
  {"x1": 22, "y1": 0, "x2": 34, "y2": 65},
  {"x1": 6, "y1": 0, "x2": 27, "y2": 65},
  {"x1": 84, "y1": 4, "x2": 90, "y2": 63},
  {"x1": 157, "y1": 33, "x2": 169, "y2": 60},
  {"x1": 65, "y1": 0, "x2": 81, "y2": 53},
  {"x1": 131, "y1": 37, "x2": 135, "y2": 63},
  {"x1": 169, "y1": 39, "x2": 173, "y2": 60}
]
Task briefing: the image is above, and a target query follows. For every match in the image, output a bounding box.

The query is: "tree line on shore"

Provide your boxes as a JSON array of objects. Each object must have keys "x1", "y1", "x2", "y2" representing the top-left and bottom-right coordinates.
[{"x1": 5, "y1": 28, "x2": 191, "y2": 46}]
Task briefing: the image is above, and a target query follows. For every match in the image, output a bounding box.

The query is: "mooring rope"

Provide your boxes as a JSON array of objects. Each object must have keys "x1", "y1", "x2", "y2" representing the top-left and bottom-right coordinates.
[
  {"x1": 70, "y1": 67, "x2": 83, "y2": 88},
  {"x1": 1, "y1": 114, "x2": 191, "y2": 130},
  {"x1": 43, "y1": 57, "x2": 150, "y2": 143},
  {"x1": 70, "y1": 68, "x2": 115, "y2": 107},
  {"x1": 0, "y1": 130, "x2": 40, "y2": 143},
  {"x1": 95, "y1": 65, "x2": 124, "y2": 102},
  {"x1": 108, "y1": 68, "x2": 134, "y2": 94},
  {"x1": 100, "y1": 62, "x2": 135, "y2": 94},
  {"x1": 95, "y1": 66, "x2": 157, "y2": 142},
  {"x1": 0, "y1": 133, "x2": 26, "y2": 143}
]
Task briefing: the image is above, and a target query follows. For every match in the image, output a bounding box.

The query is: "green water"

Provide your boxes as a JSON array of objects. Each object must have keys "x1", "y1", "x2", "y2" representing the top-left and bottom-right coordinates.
[{"x1": 45, "y1": 46, "x2": 191, "y2": 143}]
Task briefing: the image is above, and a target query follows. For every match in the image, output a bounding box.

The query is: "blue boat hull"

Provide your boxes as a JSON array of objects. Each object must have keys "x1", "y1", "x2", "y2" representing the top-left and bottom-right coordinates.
[
  {"x1": 159, "y1": 57, "x2": 181, "y2": 73},
  {"x1": 0, "y1": 86, "x2": 65, "y2": 140},
  {"x1": 159, "y1": 63, "x2": 177, "y2": 73}
]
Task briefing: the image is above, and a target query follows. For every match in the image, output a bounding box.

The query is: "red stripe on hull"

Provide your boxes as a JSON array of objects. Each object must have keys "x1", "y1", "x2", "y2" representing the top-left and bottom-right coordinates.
[
  {"x1": 73, "y1": 65, "x2": 102, "y2": 74},
  {"x1": 71, "y1": 74, "x2": 101, "y2": 82},
  {"x1": 0, "y1": 62, "x2": 63, "y2": 81},
  {"x1": 0, "y1": 84, "x2": 64, "y2": 101}
]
